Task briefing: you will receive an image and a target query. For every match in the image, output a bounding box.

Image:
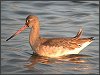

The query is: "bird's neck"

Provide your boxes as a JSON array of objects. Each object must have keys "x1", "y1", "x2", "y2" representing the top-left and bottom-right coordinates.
[{"x1": 29, "y1": 22, "x2": 40, "y2": 48}]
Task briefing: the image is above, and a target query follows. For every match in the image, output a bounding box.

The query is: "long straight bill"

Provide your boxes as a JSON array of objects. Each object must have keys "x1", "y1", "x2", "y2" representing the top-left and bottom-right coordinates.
[{"x1": 6, "y1": 25, "x2": 28, "y2": 41}]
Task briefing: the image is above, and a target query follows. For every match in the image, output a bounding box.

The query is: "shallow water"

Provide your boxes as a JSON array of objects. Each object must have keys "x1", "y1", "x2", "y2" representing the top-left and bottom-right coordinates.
[{"x1": 1, "y1": 1, "x2": 99, "y2": 74}]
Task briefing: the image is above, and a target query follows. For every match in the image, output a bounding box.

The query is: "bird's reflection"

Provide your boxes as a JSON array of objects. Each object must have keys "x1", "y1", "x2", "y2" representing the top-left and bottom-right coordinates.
[{"x1": 25, "y1": 52, "x2": 92, "y2": 69}]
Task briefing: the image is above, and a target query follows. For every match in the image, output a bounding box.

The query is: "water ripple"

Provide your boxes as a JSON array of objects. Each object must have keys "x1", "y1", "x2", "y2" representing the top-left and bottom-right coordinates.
[{"x1": 1, "y1": 1, "x2": 99, "y2": 74}]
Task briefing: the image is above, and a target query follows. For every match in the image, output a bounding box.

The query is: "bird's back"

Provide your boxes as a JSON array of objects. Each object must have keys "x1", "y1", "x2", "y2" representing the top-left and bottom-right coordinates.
[{"x1": 32, "y1": 28, "x2": 94, "y2": 58}]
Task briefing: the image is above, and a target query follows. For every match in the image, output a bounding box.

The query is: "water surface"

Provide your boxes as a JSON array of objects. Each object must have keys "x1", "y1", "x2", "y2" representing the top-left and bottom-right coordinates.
[{"x1": 1, "y1": 1, "x2": 99, "y2": 74}]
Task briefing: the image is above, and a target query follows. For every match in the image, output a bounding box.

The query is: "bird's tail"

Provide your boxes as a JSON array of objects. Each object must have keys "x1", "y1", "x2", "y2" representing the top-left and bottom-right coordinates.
[{"x1": 74, "y1": 27, "x2": 83, "y2": 39}]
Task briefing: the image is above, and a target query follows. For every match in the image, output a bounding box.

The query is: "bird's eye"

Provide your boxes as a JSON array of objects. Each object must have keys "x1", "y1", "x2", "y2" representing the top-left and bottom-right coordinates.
[
  {"x1": 26, "y1": 20, "x2": 29, "y2": 23},
  {"x1": 26, "y1": 19, "x2": 33, "y2": 23}
]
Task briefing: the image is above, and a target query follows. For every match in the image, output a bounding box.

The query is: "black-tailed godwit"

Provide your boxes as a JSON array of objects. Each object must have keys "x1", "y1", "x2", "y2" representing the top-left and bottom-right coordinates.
[{"x1": 6, "y1": 15, "x2": 94, "y2": 58}]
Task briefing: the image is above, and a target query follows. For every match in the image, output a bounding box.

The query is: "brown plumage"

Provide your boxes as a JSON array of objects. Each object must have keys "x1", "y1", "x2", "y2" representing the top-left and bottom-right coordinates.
[{"x1": 6, "y1": 15, "x2": 94, "y2": 58}]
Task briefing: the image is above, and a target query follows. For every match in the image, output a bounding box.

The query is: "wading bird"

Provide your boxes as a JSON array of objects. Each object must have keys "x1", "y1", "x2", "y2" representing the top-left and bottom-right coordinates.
[{"x1": 6, "y1": 15, "x2": 94, "y2": 58}]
